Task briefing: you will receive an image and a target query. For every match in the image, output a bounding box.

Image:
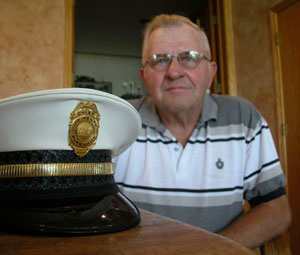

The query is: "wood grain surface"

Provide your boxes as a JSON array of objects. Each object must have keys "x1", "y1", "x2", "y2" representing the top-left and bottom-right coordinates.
[{"x1": 0, "y1": 209, "x2": 254, "y2": 255}]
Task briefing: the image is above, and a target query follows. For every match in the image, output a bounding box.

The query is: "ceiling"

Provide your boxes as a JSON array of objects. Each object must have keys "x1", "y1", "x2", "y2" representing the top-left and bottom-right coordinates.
[{"x1": 75, "y1": 0, "x2": 208, "y2": 57}]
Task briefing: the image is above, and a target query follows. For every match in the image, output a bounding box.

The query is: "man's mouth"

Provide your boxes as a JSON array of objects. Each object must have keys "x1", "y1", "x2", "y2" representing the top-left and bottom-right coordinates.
[{"x1": 165, "y1": 86, "x2": 190, "y2": 92}]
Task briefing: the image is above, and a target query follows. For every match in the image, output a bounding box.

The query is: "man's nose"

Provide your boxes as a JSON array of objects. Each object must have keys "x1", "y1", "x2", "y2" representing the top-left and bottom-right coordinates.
[{"x1": 165, "y1": 57, "x2": 185, "y2": 79}]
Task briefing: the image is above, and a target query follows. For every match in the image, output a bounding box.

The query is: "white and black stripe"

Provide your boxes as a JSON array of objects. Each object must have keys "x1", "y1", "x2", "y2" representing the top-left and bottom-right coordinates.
[{"x1": 114, "y1": 94, "x2": 286, "y2": 232}]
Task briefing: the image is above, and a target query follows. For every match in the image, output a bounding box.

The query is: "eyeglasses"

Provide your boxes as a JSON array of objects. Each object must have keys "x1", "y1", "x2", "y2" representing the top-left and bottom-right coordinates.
[{"x1": 143, "y1": 50, "x2": 210, "y2": 71}]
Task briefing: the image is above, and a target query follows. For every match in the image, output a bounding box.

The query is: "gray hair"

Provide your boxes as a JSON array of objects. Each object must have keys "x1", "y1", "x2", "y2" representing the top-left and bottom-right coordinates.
[{"x1": 142, "y1": 14, "x2": 211, "y2": 62}]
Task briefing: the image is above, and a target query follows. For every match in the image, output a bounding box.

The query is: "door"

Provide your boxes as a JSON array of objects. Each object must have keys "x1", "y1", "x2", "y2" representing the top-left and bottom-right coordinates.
[{"x1": 272, "y1": 1, "x2": 300, "y2": 254}]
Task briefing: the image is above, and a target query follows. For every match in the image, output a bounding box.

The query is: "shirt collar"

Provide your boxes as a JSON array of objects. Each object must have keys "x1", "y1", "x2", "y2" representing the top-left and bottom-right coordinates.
[
  {"x1": 138, "y1": 97, "x2": 165, "y2": 132},
  {"x1": 196, "y1": 92, "x2": 218, "y2": 127},
  {"x1": 138, "y1": 93, "x2": 218, "y2": 131}
]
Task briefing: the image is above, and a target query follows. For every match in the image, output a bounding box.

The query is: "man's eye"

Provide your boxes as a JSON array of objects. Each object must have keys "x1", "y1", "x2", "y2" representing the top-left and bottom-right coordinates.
[
  {"x1": 155, "y1": 58, "x2": 168, "y2": 65},
  {"x1": 183, "y1": 56, "x2": 193, "y2": 62},
  {"x1": 184, "y1": 57, "x2": 193, "y2": 62}
]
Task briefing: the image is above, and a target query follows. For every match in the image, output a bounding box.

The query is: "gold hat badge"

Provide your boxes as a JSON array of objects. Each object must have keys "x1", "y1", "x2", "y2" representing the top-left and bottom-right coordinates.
[{"x1": 69, "y1": 102, "x2": 100, "y2": 157}]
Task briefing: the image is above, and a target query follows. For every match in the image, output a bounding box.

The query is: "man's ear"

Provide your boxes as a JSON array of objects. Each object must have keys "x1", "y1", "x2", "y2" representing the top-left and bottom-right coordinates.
[
  {"x1": 210, "y1": 61, "x2": 217, "y2": 78},
  {"x1": 208, "y1": 61, "x2": 217, "y2": 89},
  {"x1": 140, "y1": 67, "x2": 146, "y2": 85}
]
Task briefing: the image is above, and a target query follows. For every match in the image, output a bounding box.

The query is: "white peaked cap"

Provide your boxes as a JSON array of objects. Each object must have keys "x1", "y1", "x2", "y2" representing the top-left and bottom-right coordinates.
[{"x1": 0, "y1": 88, "x2": 141, "y2": 157}]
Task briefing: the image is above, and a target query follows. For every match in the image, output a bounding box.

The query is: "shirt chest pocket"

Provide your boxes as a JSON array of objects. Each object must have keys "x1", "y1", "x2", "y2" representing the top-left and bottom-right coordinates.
[{"x1": 183, "y1": 142, "x2": 246, "y2": 189}]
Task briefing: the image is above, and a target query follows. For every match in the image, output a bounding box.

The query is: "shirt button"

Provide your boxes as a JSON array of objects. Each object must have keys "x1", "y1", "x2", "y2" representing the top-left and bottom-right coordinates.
[{"x1": 174, "y1": 147, "x2": 179, "y2": 152}]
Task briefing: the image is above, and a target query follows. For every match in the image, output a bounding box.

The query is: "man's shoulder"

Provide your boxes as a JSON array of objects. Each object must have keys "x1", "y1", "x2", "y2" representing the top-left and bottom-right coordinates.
[
  {"x1": 211, "y1": 94, "x2": 259, "y2": 114},
  {"x1": 127, "y1": 97, "x2": 148, "y2": 111},
  {"x1": 209, "y1": 94, "x2": 263, "y2": 127},
  {"x1": 126, "y1": 97, "x2": 157, "y2": 128},
  {"x1": 211, "y1": 94, "x2": 253, "y2": 108}
]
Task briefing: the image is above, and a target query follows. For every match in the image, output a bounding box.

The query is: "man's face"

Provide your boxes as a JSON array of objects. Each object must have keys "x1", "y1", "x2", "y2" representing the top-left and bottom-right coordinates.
[{"x1": 140, "y1": 24, "x2": 217, "y2": 114}]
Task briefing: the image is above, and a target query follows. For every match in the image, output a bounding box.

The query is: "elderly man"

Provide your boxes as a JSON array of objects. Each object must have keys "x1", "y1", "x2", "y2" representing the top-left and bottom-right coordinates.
[{"x1": 114, "y1": 14, "x2": 291, "y2": 249}]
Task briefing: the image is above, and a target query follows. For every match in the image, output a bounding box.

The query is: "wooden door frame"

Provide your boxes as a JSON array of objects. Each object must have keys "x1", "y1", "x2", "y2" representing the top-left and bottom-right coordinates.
[
  {"x1": 269, "y1": 0, "x2": 300, "y2": 177},
  {"x1": 202, "y1": 0, "x2": 237, "y2": 96},
  {"x1": 215, "y1": 0, "x2": 237, "y2": 96}
]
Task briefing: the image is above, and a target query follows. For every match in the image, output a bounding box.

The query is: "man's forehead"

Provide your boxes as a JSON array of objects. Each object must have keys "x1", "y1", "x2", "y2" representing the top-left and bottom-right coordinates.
[
  {"x1": 149, "y1": 24, "x2": 198, "y2": 39},
  {"x1": 146, "y1": 25, "x2": 203, "y2": 53}
]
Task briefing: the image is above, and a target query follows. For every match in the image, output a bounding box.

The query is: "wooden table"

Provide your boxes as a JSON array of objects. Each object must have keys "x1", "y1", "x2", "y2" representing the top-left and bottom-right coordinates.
[{"x1": 0, "y1": 209, "x2": 254, "y2": 255}]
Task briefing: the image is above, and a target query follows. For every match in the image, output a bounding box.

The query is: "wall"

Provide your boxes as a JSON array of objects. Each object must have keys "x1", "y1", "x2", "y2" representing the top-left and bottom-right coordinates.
[
  {"x1": 0, "y1": 0, "x2": 66, "y2": 99},
  {"x1": 230, "y1": 0, "x2": 283, "y2": 148},
  {"x1": 74, "y1": 53, "x2": 145, "y2": 97},
  {"x1": 0, "y1": 0, "x2": 284, "y2": 137}
]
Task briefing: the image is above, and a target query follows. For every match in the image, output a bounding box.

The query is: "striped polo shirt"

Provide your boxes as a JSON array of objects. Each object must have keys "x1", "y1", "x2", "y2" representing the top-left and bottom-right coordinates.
[{"x1": 114, "y1": 93, "x2": 286, "y2": 232}]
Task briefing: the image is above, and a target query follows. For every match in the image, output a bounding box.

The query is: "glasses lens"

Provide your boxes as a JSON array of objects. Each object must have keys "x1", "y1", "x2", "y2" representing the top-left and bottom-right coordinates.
[
  {"x1": 178, "y1": 51, "x2": 200, "y2": 69},
  {"x1": 149, "y1": 54, "x2": 170, "y2": 71},
  {"x1": 146, "y1": 51, "x2": 208, "y2": 71}
]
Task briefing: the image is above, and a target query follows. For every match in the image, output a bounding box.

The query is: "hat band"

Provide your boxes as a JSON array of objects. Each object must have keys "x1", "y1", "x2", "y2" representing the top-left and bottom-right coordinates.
[{"x1": 0, "y1": 162, "x2": 114, "y2": 178}]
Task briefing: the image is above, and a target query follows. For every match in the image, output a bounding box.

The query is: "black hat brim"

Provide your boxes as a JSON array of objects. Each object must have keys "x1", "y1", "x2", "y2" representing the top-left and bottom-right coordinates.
[{"x1": 0, "y1": 192, "x2": 140, "y2": 235}]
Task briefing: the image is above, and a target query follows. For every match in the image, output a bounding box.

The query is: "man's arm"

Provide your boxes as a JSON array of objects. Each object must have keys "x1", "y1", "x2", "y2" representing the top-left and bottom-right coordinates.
[{"x1": 218, "y1": 195, "x2": 291, "y2": 249}]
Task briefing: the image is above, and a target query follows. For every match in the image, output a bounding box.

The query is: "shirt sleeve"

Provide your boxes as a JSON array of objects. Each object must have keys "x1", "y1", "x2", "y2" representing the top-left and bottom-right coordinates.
[{"x1": 242, "y1": 105, "x2": 287, "y2": 207}]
